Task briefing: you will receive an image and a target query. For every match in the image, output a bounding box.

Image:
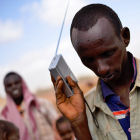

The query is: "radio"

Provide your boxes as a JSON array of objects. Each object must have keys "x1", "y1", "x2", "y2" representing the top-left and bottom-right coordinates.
[{"x1": 49, "y1": 54, "x2": 77, "y2": 97}]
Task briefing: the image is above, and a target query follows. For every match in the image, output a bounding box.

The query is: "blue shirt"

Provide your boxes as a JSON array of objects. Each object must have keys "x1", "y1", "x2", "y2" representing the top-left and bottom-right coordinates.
[{"x1": 101, "y1": 52, "x2": 137, "y2": 140}]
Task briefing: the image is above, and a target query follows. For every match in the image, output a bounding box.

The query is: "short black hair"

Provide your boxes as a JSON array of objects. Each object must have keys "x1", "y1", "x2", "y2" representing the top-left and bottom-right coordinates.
[
  {"x1": 70, "y1": 4, "x2": 122, "y2": 39},
  {"x1": 3, "y1": 72, "x2": 21, "y2": 85},
  {"x1": 0, "y1": 120, "x2": 19, "y2": 139},
  {"x1": 56, "y1": 116, "x2": 71, "y2": 130}
]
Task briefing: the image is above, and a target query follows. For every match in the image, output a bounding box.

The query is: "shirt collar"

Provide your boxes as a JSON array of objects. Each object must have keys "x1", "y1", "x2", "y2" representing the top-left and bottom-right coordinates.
[
  {"x1": 100, "y1": 80, "x2": 114, "y2": 100},
  {"x1": 85, "y1": 55, "x2": 140, "y2": 118},
  {"x1": 101, "y1": 52, "x2": 137, "y2": 100},
  {"x1": 133, "y1": 57, "x2": 140, "y2": 88}
]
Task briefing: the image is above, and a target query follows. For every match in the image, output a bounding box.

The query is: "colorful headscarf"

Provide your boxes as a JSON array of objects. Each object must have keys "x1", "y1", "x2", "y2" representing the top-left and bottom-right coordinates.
[{"x1": 1, "y1": 77, "x2": 40, "y2": 140}]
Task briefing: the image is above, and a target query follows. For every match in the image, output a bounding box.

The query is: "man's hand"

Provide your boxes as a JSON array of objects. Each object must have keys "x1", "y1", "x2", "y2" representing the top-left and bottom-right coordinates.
[
  {"x1": 51, "y1": 75, "x2": 85, "y2": 122},
  {"x1": 51, "y1": 75, "x2": 92, "y2": 140}
]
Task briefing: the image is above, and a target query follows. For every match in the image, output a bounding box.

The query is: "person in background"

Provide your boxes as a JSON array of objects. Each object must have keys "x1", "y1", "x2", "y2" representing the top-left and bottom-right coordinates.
[
  {"x1": 0, "y1": 120, "x2": 19, "y2": 140},
  {"x1": 56, "y1": 116, "x2": 75, "y2": 140},
  {"x1": 51, "y1": 3, "x2": 140, "y2": 140},
  {"x1": 1, "y1": 72, "x2": 60, "y2": 140}
]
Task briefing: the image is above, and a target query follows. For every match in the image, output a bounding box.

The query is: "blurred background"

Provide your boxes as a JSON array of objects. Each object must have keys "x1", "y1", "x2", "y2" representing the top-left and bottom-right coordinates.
[{"x1": 0, "y1": 0, "x2": 140, "y2": 108}]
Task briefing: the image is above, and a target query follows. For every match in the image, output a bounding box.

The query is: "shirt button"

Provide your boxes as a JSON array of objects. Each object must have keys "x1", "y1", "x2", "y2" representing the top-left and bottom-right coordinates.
[{"x1": 128, "y1": 128, "x2": 131, "y2": 133}]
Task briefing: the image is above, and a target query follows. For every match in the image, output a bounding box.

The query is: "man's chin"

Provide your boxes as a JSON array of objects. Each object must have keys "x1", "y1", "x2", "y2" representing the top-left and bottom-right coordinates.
[
  {"x1": 101, "y1": 74, "x2": 120, "y2": 84},
  {"x1": 12, "y1": 93, "x2": 22, "y2": 100}
]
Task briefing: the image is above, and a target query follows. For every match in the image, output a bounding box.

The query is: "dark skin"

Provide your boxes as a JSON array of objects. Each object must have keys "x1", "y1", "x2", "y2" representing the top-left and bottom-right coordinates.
[
  {"x1": 51, "y1": 17, "x2": 132, "y2": 140},
  {"x1": 72, "y1": 18, "x2": 132, "y2": 106},
  {"x1": 57, "y1": 120, "x2": 75, "y2": 140},
  {"x1": 4, "y1": 74, "x2": 24, "y2": 106},
  {"x1": 51, "y1": 76, "x2": 91, "y2": 140}
]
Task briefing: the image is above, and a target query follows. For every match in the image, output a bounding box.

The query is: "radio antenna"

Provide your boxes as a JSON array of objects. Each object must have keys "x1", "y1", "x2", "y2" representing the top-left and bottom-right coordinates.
[{"x1": 55, "y1": 0, "x2": 70, "y2": 56}]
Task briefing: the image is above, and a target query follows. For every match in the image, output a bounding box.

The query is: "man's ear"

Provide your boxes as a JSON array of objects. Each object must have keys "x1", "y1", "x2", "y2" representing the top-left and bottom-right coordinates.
[{"x1": 121, "y1": 27, "x2": 130, "y2": 47}]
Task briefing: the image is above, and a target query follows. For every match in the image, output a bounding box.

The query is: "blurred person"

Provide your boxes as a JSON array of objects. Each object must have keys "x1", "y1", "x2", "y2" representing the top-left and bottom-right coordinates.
[
  {"x1": 56, "y1": 116, "x2": 75, "y2": 140},
  {"x1": 51, "y1": 3, "x2": 140, "y2": 140},
  {"x1": 0, "y1": 120, "x2": 19, "y2": 140},
  {"x1": 1, "y1": 72, "x2": 59, "y2": 140}
]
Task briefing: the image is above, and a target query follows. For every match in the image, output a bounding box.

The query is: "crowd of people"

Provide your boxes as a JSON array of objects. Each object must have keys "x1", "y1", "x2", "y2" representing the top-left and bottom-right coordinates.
[
  {"x1": 0, "y1": 72, "x2": 76, "y2": 140},
  {"x1": 0, "y1": 3, "x2": 139, "y2": 140}
]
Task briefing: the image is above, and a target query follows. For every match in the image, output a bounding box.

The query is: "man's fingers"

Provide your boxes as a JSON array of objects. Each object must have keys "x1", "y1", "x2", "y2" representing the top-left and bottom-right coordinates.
[
  {"x1": 55, "y1": 76, "x2": 62, "y2": 88},
  {"x1": 50, "y1": 74, "x2": 56, "y2": 87},
  {"x1": 66, "y1": 76, "x2": 81, "y2": 94},
  {"x1": 56, "y1": 79, "x2": 66, "y2": 102},
  {"x1": 66, "y1": 76, "x2": 76, "y2": 87},
  {"x1": 56, "y1": 79, "x2": 63, "y2": 93},
  {"x1": 50, "y1": 74, "x2": 62, "y2": 89}
]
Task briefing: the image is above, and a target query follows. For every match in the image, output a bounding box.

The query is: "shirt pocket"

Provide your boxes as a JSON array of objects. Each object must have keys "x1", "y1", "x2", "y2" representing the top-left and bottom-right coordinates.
[{"x1": 95, "y1": 112, "x2": 128, "y2": 140}]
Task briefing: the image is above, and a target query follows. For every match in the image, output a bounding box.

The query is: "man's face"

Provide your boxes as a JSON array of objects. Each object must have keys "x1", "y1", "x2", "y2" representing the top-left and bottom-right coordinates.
[
  {"x1": 4, "y1": 74, "x2": 23, "y2": 100},
  {"x1": 71, "y1": 17, "x2": 127, "y2": 83},
  {"x1": 57, "y1": 121, "x2": 74, "y2": 140}
]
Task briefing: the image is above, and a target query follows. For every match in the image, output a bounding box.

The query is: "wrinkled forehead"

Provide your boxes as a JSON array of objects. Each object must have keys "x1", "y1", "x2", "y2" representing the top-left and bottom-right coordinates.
[
  {"x1": 71, "y1": 17, "x2": 116, "y2": 50},
  {"x1": 4, "y1": 74, "x2": 21, "y2": 85}
]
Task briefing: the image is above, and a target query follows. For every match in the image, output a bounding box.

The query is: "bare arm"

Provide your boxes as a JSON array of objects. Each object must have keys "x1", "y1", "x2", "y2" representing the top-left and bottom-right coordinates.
[
  {"x1": 71, "y1": 113, "x2": 92, "y2": 140},
  {"x1": 51, "y1": 75, "x2": 92, "y2": 140}
]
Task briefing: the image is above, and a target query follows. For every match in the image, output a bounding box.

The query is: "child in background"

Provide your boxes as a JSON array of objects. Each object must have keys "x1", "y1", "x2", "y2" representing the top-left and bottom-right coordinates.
[
  {"x1": 0, "y1": 120, "x2": 19, "y2": 140},
  {"x1": 56, "y1": 116, "x2": 75, "y2": 140},
  {"x1": 2, "y1": 72, "x2": 59, "y2": 140}
]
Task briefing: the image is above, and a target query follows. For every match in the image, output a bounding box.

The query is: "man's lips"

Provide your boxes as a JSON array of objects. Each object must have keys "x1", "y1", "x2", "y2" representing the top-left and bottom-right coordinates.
[
  {"x1": 12, "y1": 89, "x2": 19, "y2": 95},
  {"x1": 101, "y1": 74, "x2": 115, "y2": 81}
]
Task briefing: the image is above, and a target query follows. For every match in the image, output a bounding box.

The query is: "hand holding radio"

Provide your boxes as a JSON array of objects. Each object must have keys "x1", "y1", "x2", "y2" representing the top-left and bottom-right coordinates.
[
  {"x1": 51, "y1": 75, "x2": 86, "y2": 122},
  {"x1": 49, "y1": 2, "x2": 92, "y2": 138}
]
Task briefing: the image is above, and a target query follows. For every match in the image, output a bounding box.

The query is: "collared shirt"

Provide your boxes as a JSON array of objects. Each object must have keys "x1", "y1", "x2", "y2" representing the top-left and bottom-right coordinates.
[
  {"x1": 100, "y1": 52, "x2": 137, "y2": 140},
  {"x1": 101, "y1": 80, "x2": 131, "y2": 140},
  {"x1": 85, "y1": 56, "x2": 140, "y2": 140}
]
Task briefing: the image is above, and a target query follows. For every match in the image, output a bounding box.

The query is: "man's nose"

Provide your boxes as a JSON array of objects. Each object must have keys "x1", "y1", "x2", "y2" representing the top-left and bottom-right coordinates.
[
  {"x1": 11, "y1": 83, "x2": 17, "y2": 89},
  {"x1": 97, "y1": 61, "x2": 109, "y2": 77}
]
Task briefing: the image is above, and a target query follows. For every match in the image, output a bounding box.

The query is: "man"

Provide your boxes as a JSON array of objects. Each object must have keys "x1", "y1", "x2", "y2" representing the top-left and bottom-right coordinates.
[
  {"x1": 51, "y1": 4, "x2": 140, "y2": 140},
  {"x1": 2, "y1": 72, "x2": 60, "y2": 140},
  {"x1": 56, "y1": 116, "x2": 75, "y2": 140}
]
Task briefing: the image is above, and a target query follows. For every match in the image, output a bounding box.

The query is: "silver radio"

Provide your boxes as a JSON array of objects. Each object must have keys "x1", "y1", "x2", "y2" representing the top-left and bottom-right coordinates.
[{"x1": 49, "y1": 54, "x2": 77, "y2": 97}]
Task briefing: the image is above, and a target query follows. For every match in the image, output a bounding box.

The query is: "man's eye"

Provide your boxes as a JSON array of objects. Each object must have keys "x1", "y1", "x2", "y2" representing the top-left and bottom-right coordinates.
[
  {"x1": 6, "y1": 84, "x2": 12, "y2": 88},
  {"x1": 82, "y1": 57, "x2": 94, "y2": 63},
  {"x1": 101, "y1": 49, "x2": 116, "y2": 58},
  {"x1": 15, "y1": 81, "x2": 19, "y2": 85}
]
